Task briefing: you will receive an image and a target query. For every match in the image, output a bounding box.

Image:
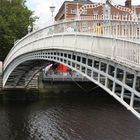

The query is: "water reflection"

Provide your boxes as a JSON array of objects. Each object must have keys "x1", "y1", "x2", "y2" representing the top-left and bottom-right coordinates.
[{"x1": 0, "y1": 94, "x2": 140, "y2": 140}]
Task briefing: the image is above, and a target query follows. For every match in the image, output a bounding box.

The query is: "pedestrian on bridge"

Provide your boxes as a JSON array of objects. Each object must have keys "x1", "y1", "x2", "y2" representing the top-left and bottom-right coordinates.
[{"x1": 95, "y1": 23, "x2": 103, "y2": 35}]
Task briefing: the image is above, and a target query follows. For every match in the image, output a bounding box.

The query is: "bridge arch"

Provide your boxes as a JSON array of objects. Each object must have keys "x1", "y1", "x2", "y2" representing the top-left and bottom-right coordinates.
[
  {"x1": 3, "y1": 18, "x2": 140, "y2": 119},
  {"x1": 3, "y1": 47, "x2": 140, "y2": 119}
]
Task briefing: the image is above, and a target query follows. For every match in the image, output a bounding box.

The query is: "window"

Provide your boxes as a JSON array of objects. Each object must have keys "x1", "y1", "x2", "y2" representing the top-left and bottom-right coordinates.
[
  {"x1": 82, "y1": 9, "x2": 87, "y2": 15},
  {"x1": 93, "y1": 11, "x2": 98, "y2": 16},
  {"x1": 137, "y1": 13, "x2": 140, "y2": 19},
  {"x1": 71, "y1": 9, "x2": 76, "y2": 14},
  {"x1": 114, "y1": 11, "x2": 118, "y2": 16},
  {"x1": 104, "y1": 4, "x2": 110, "y2": 18},
  {"x1": 123, "y1": 12, "x2": 127, "y2": 16}
]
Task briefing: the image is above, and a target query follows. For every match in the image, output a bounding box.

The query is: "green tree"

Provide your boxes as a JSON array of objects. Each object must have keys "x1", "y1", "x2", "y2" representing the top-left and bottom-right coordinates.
[{"x1": 0, "y1": 0, "x2": 36, "y2": 61}]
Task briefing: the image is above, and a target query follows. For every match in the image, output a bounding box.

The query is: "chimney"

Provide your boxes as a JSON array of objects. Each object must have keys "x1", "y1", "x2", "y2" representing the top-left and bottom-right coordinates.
[{"x1": 125, "y1": 0, "x2": 132, "y2": 9}]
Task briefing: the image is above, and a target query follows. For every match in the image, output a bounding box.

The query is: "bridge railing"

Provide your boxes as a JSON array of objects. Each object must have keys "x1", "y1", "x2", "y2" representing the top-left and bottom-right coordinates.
[{"x1": 4, "y1": 16, "x2": 140, "y2": 69}]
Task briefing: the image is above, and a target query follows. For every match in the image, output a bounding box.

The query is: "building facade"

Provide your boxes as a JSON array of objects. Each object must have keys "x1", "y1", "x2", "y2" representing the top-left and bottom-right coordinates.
[
  {"x1": 54, "y1": 0, "x2": 140, "y2": 74},
  {"x1": 55, "y1": 0, "x2": 140, "y2": 21}
]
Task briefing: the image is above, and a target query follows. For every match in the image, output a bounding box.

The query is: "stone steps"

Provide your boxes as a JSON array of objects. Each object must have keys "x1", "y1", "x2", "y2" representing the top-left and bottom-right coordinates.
[{"x1": 27, "y1": 76, "x2": 38, "y2": 89}]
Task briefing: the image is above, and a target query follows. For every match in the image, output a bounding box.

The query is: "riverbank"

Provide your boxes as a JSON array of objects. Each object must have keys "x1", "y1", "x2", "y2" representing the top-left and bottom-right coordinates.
[
  {"x1": 0, "y1": 73, "x2": 107, "y2": 100},
  {"x1": 0, "y1": 82, "x2": 107, "y2": 101}
]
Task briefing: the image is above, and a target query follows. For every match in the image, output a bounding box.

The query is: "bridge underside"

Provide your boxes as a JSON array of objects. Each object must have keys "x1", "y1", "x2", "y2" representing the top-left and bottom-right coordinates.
[
  {"x1": 3, "y1": 49, "x2": 140, "y2": 119},
  {"x1": 5, "y1": 60, "x2": 48, "y2": 88}
]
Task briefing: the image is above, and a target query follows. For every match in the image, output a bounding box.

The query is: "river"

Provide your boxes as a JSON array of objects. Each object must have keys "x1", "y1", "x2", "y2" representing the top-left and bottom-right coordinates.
[{"x1": 0, "y1": 92, "x2": 140, "y2": 140}]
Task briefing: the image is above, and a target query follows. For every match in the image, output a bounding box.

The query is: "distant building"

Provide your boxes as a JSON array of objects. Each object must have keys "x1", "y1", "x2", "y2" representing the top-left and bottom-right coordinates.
[
  {"x1": 54, "y1": 0, "x2": 140, "y2": 73},
  {"x1": 55, "y1": 0, "x2": 140, "y2": 21}
]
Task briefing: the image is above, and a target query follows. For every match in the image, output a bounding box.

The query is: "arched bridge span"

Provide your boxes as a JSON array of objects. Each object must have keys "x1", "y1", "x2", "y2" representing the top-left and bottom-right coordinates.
[
  {"x1": 3, "y1": 18, "x2": 140, "y2": 119},
  {"x1": 3, "y1": 48, "x2": 140, "y2": 119}
]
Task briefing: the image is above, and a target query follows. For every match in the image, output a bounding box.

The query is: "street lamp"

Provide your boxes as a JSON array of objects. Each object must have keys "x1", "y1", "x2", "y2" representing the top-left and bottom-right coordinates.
[
  {"x1": 28, "y1": 25, "x2": 31, "y2": 33},
  {"x1": 105, "y1": 3, "x2": 110, "y2": 19},
  {"x1": 49, "y1": 4, "x2": 56, "y2": 22},
  {"x1": 76, "y1": 3, "x2": 80, "y2": 19}
]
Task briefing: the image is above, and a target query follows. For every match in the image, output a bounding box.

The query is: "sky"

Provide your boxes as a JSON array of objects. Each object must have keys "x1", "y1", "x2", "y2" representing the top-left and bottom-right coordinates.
[{"x1": 26, "y1": 0, "x2": 140, "y2": 28}]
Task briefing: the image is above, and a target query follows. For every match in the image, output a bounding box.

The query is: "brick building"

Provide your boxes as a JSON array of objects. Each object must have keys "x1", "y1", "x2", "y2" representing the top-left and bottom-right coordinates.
[
  {"x1": 54, "y1": 0, "x2": 140, "y2": 73},
  {"x1": 55, "y1": 0, "x2": 140, "y2": 21}
]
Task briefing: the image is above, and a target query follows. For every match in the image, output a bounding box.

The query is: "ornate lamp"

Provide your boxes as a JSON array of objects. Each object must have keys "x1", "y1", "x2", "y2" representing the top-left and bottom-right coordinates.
[
  {"x1": 49, "y1": 4, "x2": 56, "y2": 21},
  {"x1": 28, "y1": 25, "x2": 31, "y2": 33}
]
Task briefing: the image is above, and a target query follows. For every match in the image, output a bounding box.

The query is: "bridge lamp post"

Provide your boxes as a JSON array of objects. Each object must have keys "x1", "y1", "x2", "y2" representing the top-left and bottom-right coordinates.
[
  {"x1": 76, "y1": 3, "x2": 80, "y2": 20},
  {"x1": 28, "y1": 25, "x2": 32, "y2": 34},
  {"x1": 49, "y1": 4, "x2": 56, "y2": 22}
]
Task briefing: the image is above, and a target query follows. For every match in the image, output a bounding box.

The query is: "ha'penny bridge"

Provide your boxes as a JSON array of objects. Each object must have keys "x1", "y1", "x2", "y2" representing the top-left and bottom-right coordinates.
[{"x1": 2, "y1": 12, "x2": 140, "y2": 119}]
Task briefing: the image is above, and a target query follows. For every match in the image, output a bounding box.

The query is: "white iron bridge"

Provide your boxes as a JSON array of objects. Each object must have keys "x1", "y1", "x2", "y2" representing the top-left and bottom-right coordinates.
[{"x1": 3, "y1": 16, "x2": 140, "y2": 119}]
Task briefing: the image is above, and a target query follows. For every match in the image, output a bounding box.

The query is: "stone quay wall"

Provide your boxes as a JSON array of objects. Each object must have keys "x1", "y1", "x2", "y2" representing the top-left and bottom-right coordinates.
[{"x1": 0, "y1": 61, "x2": 3, "y2": 90}]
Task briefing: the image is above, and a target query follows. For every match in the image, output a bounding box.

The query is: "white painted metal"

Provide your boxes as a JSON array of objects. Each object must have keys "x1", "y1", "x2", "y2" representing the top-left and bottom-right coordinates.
[
  {"x1": 4, "y1": 17, "x2": 140, "y2": 69},
  {"x1": 3, "y1": 17, "x2": 140, "y2": 119},
  {"x1": 130, "y1": 74, "x2": 137, "y2": 107},
  {"x1": 4, "y1": 49, "x2": 140, "y2": 119}
]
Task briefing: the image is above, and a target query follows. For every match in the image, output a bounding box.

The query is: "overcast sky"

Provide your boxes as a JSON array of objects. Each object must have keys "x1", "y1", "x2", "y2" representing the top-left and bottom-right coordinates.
[{"x1": 26, "y1": 0, "x2": 140, "y2": 28}]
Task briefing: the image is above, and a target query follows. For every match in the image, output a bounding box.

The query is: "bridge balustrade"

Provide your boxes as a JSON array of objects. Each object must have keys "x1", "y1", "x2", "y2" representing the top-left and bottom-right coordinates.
[{"x1": 4, "y1": 16, "x2": 140, "y2": 70}]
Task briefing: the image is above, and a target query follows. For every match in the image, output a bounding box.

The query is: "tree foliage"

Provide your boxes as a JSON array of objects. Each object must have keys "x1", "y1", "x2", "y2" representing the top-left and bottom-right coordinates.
[{"x1": 0, "y1": 0, "x2": 35, "y2": 61}]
